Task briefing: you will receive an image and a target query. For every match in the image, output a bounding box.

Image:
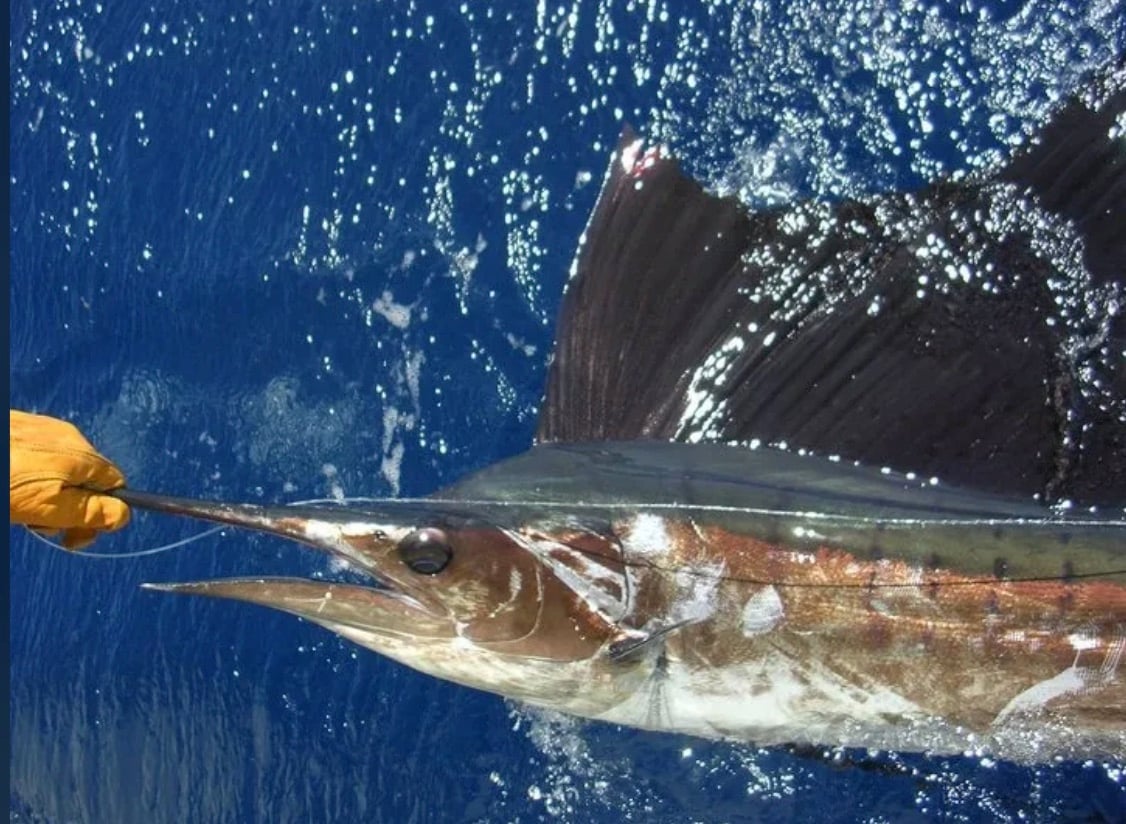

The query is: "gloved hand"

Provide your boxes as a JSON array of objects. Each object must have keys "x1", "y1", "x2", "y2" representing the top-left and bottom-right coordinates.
[{"x1": 10, "y1": 410, "x2": 131, "y2": 550}]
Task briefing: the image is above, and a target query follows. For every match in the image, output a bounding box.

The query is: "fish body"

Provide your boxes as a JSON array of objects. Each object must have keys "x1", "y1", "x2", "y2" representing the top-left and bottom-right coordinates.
[
  {"x1": 130, "y1": 441, "x2": 1125, "y2": 760},
  {"x1": 127, "y1": 63, "x2": 1126, "y2": 762}
]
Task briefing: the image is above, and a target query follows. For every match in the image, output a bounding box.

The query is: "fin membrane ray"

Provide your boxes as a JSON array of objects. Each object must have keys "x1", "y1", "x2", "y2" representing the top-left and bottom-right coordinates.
[{"x1": 537, "y1": 63, "x2": 1125, "y2": 505}]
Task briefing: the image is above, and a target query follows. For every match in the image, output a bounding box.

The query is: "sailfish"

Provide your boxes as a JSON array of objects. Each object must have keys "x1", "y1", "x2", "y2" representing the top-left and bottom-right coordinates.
[{"x1": 115, "y1": 64, "x2": 1126, "y2": 762}]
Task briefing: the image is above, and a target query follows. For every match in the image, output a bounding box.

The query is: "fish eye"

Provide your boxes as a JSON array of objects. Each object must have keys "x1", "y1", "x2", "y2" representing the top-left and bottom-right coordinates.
[{"x1": 397, "y1": 528, "x2": 453, "y2": 575}]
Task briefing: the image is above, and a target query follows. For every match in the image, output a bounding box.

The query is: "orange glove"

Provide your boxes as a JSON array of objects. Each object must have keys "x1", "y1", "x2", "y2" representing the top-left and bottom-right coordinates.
[{"x1": 10, "y1": 410, "x2": 131, "y2": 550}]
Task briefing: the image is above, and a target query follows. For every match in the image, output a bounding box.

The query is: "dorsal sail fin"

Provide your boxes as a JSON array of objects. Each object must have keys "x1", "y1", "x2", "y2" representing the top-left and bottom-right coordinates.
[
  {"x1": 535, "y1": 127, "x2": 754, "y2": 444},
  {"x1": 999, "y1": 62, "x2": 1125, "y2": 288},
  {"x1": 536, "y1": 65, "x2": 1125, "y2": 506}
]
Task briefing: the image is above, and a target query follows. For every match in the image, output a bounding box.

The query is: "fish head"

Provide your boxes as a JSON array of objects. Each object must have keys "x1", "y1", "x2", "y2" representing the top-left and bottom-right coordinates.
[{"x1": 138, "y1": 494, "x2": 640, "y2": 708}]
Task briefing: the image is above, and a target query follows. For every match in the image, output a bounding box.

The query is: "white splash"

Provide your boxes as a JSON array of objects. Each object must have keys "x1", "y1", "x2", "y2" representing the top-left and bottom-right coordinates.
[{"x1": 371, "y1": 290, "x2": 412, "y2": 329}]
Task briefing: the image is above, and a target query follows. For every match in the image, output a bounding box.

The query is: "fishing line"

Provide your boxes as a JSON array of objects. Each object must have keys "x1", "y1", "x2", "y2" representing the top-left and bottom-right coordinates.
[
  {"x1": 228, "y1": 495, "x2": 1126, "y2": 588},
  {"x1": 62, "y1": 488, "x2": 1125, "y2": 589},
  {"x1": 28, "y1": 525, "x2": 228, "y2": 558},
  {"x1": 151, "y1": 489, "x2": 1126, "y2": 528},
  {"x1": 666, "y1": 565, "x2": 1126, "y2": 590},
  {"x1": 26, "y1": 493, "x2": 382, "y2": 559},
  {"x1": 295, "y1": 495, "x2": 1126, "y2": 528},
  {"x1": 528, "y1": 527, "x2": 1126, "y2": 590},
  {"x1": 24, "y1": 494, "x2": 371, "y2": 560},
  {"x1": 549, "y1": 533, "x2": 1126, "y2": 590}
]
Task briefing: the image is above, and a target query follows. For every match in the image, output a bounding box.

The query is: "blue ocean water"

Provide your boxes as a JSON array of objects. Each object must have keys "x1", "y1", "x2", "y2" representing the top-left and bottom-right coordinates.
[{"x1": 9, "y1": 1, "x2": 1125, "y2": 821}]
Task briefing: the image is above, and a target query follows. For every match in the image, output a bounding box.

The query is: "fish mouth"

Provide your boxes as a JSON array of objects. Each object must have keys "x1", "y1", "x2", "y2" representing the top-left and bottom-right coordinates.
[{"x1": 117, "y1": 489, "x2": 457, "y2": 639}]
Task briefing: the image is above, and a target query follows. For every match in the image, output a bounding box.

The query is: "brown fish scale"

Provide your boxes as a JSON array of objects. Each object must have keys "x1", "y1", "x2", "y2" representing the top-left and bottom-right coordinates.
[{"x1": 648, "y1": 520, "x2": 1125, "y2": 733}]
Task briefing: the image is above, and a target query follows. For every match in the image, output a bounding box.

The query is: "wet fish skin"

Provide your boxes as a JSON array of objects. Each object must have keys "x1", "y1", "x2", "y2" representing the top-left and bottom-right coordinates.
[{"x1": 128, "y1": 441, "x2": 1126, "y2": 761}]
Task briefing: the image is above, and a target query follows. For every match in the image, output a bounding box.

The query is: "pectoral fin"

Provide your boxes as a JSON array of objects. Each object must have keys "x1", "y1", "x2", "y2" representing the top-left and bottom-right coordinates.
[{"x1": 608, "y1": 619, "x2": 697, "y2": 663}]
